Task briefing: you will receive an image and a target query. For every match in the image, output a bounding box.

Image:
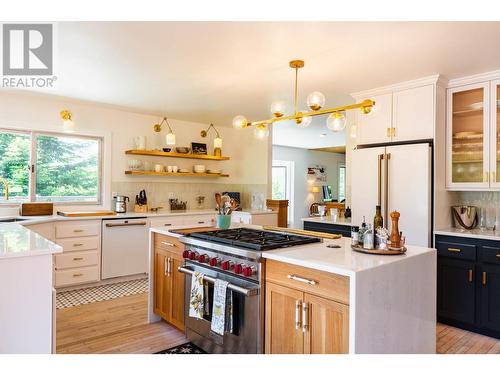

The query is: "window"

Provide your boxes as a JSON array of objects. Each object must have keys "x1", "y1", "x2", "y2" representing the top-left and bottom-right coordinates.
[
  {"x1": 0, "y1": 129, "x2": 102, "y2": 204},
  {"x1": 272, "y1": 160, "x2": 294, "y2": 224},
  {"x1": 338, "y1": 164, "x2": 346, "y2": 202}
]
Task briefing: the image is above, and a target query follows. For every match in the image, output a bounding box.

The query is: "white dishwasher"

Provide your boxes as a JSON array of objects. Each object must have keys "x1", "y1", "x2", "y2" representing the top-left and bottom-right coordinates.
[{"x1": 101, "y1": 217, "x2": 149, "y2": 279}]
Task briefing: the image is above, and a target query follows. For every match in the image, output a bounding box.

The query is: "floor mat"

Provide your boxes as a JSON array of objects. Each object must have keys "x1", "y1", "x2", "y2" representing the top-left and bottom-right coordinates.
[
  {"x1": 155, "y1": 342, "x2": 207, "y2": 354},
  {"x1": 56, "y1": 278, "x2": 148, "y2": 309}
]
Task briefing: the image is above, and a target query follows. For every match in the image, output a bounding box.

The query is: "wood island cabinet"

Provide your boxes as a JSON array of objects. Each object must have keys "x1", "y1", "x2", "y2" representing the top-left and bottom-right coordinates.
[
  {"x1": 154, "y1": 233, "x2": 185, "y2": 331},
  {"x1": 265, "y1": 259, "x2": 349, "y2": 354}
]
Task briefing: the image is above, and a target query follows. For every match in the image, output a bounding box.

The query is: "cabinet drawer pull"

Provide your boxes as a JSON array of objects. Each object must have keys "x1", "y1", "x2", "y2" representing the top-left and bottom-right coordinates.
[
  {"x1": 167, "y1": 257, "x2": 172, "y2": 276},
  {"x1": 164, "y1": 257, "x2": 168, "y2": 276},
  {"x1": 197, "y1": 221, "x2": 205, "y2": 224},
  {"x1": 287, "y1": 274, "x2": 317, "y2": 285},
  {"x1": 482, "y1": 271, "x2": 487, "y2": 286},
  {"x1": 468, "y1": 269, "x2": 473, "y2": 283},
  {"x1": 73, "y1": 273, "x2": 83, "y2": 277},
  {"x1": 73, "y1": 229, "x2": 84, "y2": 233},
  {"x1": 295, "y1": 300, "x2": 301, "y2": 330},
  {"x1": 302, "y1": 302, "x2": 309, "y2": 333},
  {"x1": 496, "y1": 254, "x2": 500, "y2": 258},
  {"x1": 73, "y1": 243, "x2": 84, "y2": 247},
  {"x1": 386, "y1": 127, "x2": 390, "y2": 138},
  {"x1": 447, "y1": 248, "x2": 461, "y2": 253},
  {"x1": 73, "y1": 257, "x2": 84, "y2": 261},
  {"x1": 392, "y1": 127, "x2": 396, "y2": 137},
  {"x1": 161, "y1": 241, "x2": 175, "y2": 247},
  {"x1": 164, "y1": 223, "x2": 172, "y2": 227}
]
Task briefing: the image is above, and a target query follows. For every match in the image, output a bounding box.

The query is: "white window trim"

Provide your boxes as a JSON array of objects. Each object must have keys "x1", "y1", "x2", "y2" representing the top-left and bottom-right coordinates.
[
  {"x1": 0, "y1": 126, "x2": 110, "y2": 207},
  {"x1": 272, "y1": 160, "x2": 295, "y2": 225},
  {"x1": 338, "y1": 162, "x2": 346, "y2": 202}
]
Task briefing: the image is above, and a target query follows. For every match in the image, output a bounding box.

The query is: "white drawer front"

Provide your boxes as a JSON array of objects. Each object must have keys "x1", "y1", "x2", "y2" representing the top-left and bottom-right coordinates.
[
  {"x1": 56, "y1": 236, "x2": 100, "y2": 252},
  {"x1": 183, "y1": 215, "x2": 216, "y2": 226},
  {"x1": 55, "y1": 221, "x2": 100, "y2": 239},
  {"x1": 55, "y1": 250, "x2": 98, "y2": 270},
  {"x1": 149, "y1": 216, "x2": 185, "y2": 228},
  {"x1": 55, "y1": 266, "x2": 99, "y2": 287}
]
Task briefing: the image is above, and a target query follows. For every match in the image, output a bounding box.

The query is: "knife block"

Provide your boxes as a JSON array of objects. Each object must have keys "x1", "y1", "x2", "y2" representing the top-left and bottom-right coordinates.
[{"x1": 134, "y1": 204, "x2": 149, "y2": 213}]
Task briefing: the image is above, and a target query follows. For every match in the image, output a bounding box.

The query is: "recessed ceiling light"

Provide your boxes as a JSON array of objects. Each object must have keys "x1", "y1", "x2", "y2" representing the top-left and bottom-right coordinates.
[{"x1": 320, "y1": 133, "x2": 327, "y2": 137}]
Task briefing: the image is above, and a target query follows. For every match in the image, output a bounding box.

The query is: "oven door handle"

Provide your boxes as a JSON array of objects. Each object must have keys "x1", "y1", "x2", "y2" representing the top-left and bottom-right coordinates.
[{"x1": 177, "y1": 266, "x2": 259, "y2": 297}]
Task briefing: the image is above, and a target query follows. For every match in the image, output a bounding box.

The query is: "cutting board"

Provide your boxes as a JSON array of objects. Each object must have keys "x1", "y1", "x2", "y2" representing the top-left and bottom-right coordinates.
[{"x1": 57, "y1": 211, "x2": 117, "y2": 217}]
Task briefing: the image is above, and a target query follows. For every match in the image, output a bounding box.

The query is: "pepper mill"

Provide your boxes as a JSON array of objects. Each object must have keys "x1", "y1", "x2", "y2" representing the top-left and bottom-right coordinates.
[{"x1": 389, "y1": 211, "x2": 401, "y2": 248}]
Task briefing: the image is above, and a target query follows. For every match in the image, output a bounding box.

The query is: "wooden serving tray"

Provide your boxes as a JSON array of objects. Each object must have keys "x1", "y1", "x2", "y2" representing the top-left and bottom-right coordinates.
[
  {"x1": 263, "y1": 226, "x2": 342, "y2": 240},
  {"x1": 351, "y1": 244, "x2": 407, "y2": 255}
]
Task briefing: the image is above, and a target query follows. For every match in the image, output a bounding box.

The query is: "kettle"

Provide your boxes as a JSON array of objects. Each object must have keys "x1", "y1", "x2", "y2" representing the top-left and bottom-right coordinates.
[
  {"x1": 113, "y1": 195, "x2": 130, "y2": 213},
  {"x1": 451, "y1": 205, "x2": 478, "y2": 230}
]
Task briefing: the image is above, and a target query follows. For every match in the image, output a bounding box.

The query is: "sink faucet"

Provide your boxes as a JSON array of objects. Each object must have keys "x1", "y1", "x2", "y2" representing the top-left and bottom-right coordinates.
[{"x1": 0, "y1": 178, "x2": 9, "y2": 200}]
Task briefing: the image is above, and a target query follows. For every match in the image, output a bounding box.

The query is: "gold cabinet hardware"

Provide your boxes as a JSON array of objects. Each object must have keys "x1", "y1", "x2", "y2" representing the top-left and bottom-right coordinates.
[
  {"x1": 392, "y1": 127, "x2": 396, "y2": 137},
  {"x1": 287, "y1": 274, "x2": 318, "y2": 285},
  {"x1": 482, "y1": 271, "x2": 487, "y2": 285},
  {"x1": 496, "y1": 254, "x2": 500, "y2": 258},
  {"x1": 73, "y1": 273, "x2": 83, "y2": 277},
  {"x1": 448, "y1": 248, "x2": 461, "y2": 253},
  {"x1": 164, "y1": 256, "x2": 168, "y2": 276},
  {"x1": 386, "y1": 127, "x2": 390, "y2": 138},
  {"x1": 167, "y1": 257, "x2": 172, "y2": 276},
  {"x1": 295, "y1": 300, "x2": 302, "y2": 330},
  {"x1": 302, "y1": 302, "x2": 309, "y2": 333},
  {"x1": 73, "y1": 243, "x2": 83, "y2": 247},
  {"x1": 72, "y1": 257, "x2": 83, "y2": 261},
  {"x1": 161, "y1": 241, "x2": 175, "y2": 247},
  {"x1": 468, "y1": 269, "x2": 473, "y2": 283},
  {"x1": 73, "y1": 229, "x2": 84, "y2": 233}
]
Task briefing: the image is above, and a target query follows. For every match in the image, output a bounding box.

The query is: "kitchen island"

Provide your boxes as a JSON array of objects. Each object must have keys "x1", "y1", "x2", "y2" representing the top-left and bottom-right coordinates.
[
  {"x1": 302, "y1": 216, "x2": 352, "y2": 237},
  {"x1": 0, "y1": 223, "x2": 62, "y2": 353}
]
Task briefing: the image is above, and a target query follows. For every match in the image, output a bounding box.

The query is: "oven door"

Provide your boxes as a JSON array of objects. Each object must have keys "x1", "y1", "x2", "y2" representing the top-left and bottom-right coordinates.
[{"x1": 181, "y1": 261, "x2": 261, "y2": 354}]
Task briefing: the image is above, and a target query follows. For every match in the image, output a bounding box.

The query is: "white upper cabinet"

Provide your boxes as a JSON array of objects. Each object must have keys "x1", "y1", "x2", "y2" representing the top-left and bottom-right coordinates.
[
  {"x1": 357, "y1": 93, "x2": 392, "y2": 145},
  {"x1": 392, "y1": 85, "x2": 435, "y2": 142},
  {"x1": 352, "y1": 76, "x2": 439, "y2": 146}
]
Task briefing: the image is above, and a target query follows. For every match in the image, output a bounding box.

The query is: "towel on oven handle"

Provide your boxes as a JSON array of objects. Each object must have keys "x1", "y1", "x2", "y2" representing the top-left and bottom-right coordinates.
[
  {"x1": 211, "y1": 279, "x2": 231, "y2": 336},
  {"x1": 189, "y1": 272, "x2": 205, "y2": 319}
]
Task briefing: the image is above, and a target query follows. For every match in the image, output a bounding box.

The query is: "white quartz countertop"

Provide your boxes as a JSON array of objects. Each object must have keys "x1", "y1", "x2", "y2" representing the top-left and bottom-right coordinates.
[
  {"x1": 0, "y1": 223, "x2": 62, "y2": 259},
  {"x1": 262, "y1": 237, "x2": 435, "y2": 277},
  {"x1": 301, "y1": 216, "x2": 352, "y2": 226},
  {"x1": 435, "y1": 227, "x2": 500, "y2": 241}
]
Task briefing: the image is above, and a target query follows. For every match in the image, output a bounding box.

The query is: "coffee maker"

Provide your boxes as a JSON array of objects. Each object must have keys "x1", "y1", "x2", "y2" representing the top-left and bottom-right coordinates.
[{"x1": 113, "y1": 195, "x2": 130, "y2": 213}]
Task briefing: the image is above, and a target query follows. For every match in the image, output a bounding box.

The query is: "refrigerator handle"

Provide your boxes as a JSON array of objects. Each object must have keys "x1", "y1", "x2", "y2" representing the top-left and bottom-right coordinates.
[
  {"x1": 384, "y1": 153, "x2": 391, "y2": 225},
  {"x1": 377, "y1": 154, "x2": 384, "y2": 206}
]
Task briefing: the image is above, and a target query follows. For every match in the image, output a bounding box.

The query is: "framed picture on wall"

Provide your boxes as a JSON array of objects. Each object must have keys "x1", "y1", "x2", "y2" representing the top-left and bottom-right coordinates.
[
  {"x1": 307, "y1": 165, "x2": 327, "y2": 182},
  {"x1": 191, "y1": 142, "x2": 208, "y2": 155}
]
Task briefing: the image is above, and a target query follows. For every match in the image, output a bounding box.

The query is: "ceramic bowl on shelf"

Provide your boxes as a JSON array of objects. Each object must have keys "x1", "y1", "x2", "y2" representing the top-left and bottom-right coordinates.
[
  {"x1": 162, "y1": 148, "x2": 172, "y2": 152},
  {"x1": 176, "y1": 147, "x2": 190, "y2": 154},
  {"x1": 193, "y1": 165, "x2": 206, "y2": 173},
  {"x1": 178, "y1": 168, "x2": 189, "y2": 173}
]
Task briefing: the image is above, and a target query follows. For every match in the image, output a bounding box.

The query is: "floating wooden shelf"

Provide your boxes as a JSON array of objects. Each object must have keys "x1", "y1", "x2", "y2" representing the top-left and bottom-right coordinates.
[
  {"x1": 125, "y1": 170, "x2": 229, "y2": 177},
  {"x1": 125, "y1": 149, "x2": 230, "y2": 161}
]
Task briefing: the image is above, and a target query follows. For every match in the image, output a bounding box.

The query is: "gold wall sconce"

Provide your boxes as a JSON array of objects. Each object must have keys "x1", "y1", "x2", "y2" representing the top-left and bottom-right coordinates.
[
  {"x1": 201, "y1": 123, "x2": 223, "y2": 157},
  {"x1": 153, "y1": 117, "x2": 176, "y2": 146}
]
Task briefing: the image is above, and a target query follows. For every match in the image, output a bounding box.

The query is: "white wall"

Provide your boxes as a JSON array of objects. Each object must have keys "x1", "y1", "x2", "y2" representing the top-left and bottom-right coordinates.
[
  {"x1": 0, "y1": 91, "x2": 270, "y2": 210},
  {"x1": 272, "y1": 145, "x2": 346, "y2": 228}
]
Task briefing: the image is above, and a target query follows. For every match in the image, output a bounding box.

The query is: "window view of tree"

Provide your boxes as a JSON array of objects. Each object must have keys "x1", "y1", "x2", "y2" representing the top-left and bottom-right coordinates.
[
  {"x1": 0, "y1": 129, "x2": 101, "y2": 203},
  {"x1": 272, "y1": 166, "x2": 286, "y2": 200},
  {"x1": 0, "y1": 131, "x2": 31, "y2": 201},
  {"x1": 36, "y1": 135, "x2": 99, "y2": 202}
]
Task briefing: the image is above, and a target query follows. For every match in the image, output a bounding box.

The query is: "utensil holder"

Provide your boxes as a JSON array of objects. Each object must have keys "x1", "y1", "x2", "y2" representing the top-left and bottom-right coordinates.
[
  {"x1": 216, "y1": 214, "x2": 231, "y2": 229},
  {"x1": 134, "y1": 204, "x2": 149, "y2": 213}
]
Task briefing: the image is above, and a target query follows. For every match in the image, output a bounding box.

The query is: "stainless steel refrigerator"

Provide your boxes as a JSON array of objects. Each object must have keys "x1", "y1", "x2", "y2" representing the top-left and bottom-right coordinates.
[{"x1": 351, "y1": 143, "x2": 431, "y2": 247}]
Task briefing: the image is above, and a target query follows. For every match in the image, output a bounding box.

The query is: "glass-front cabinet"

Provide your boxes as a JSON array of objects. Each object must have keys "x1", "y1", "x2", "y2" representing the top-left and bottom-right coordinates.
[
  {"x1": 490, "y1": 80, "x2": 500, "y2": 188},
  {"x1": 447, "y1": 82, "x2": 491, "y2": 189}
]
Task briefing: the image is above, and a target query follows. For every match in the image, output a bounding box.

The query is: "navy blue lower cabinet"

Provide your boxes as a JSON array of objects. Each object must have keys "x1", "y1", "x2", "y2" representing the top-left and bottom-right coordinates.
[
  {"x1": 435, "y1": 234, "x2": 500, "y2": 339},
  {"x1": 303, "y1": 221, "x2": 351, "y2": 237},
  {"x1": 437, "y1": 257, "x2": 476, "y2": 325},
  {"x1": 479, "y1": 263, "x2": 500, "y2": 333}
]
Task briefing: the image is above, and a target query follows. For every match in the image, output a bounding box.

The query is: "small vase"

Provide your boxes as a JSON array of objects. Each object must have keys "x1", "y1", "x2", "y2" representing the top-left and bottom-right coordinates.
[{"x1": 216, "y1": 214, "x2": 231, "y2": 229}]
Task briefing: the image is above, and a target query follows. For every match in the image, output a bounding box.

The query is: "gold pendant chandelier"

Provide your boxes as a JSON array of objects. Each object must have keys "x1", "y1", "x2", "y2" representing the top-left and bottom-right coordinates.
[{"x1": 232, "y1": 60, "x2": 375, "y2": 138}]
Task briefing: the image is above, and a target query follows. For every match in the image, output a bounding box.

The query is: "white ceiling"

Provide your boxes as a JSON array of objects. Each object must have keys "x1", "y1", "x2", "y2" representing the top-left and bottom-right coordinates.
[{"x1": 22, "y1": 22, "x2": 500, "y2": 147}]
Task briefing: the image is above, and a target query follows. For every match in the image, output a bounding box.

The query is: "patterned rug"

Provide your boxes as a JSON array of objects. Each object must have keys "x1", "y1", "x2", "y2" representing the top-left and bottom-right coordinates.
[
  {"x1": 155, "y1": 342, "x2": 207, "y2": 354},
  {"x1": 56, "y1": 278, "x2": 148, "y2": 309}
]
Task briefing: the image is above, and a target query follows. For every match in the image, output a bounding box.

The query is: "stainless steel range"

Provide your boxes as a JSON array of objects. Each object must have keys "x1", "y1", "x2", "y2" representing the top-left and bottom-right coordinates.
[{"x1": 177, "y1": 228, "x2": 321, "y2": 354}]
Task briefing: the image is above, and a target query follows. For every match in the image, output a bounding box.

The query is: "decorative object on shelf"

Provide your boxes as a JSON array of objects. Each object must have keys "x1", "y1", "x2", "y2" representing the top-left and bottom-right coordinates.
[
  {"x1": 200, "y1": 123, "x2": 223, "y2": 157},
  {"x1": 125, "y1": 170, "x2": 229, "y2": 177},
  {"x1": 231, "y1": 60, "x2": 375, "y2": 138},
  {"x1": 169, "y1": 198, "x2": 187, "y2": 211},
  {"x1": 162, "y1": 148, "x2": 171, "y2": 152},
  {"x1": 176, "y1": 147, "x2": 190, "y2": 154},
  {"x1": 60, "y1": 110, "x2": 76, "y2": 133},
  {"x1": 134, "y1": 136, "x2": 146, "y2": 150},
  {"x1": 125, "y1": 149, "x2": 229, "y2": 160},
  {"x1": 193, "y1": 165, "x2": 206, "y2": 173},
  {"x1": 128, "y1": 159, "x2": 143, "y2": 171},
  {"x1": 191, "y1": 142, "x2": 208, "y2": 155},
  {"x1": 153, "y1": 117, "x2": 176, "y2": 145}
]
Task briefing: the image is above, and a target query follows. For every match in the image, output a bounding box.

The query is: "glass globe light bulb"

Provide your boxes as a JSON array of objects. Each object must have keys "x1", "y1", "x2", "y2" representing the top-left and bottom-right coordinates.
[
  {"x1": 63, "y1": 119, "x2": 76, "y2": 133},
  {"x1": 166, "y1": 132, "x2": 176, "y2": 145},
  {"x1": 326, "y1": 112, "x2": 347, "y2": 132},
  {"x1": 296, "y1": 111, "x2": 312, "y2": 127},
  {"x1": 270, "y1": 101, "x2": 285, "y2": 118},
  {"x1": 253, "y1": 124, "x2": 270, "y2": 140},
  {"x1": 213, "y1": 137, "x2": 223, "y2": 149},
  {"x1": 232, "y1": 115, "x2": 247, "y2": 129},
  {"x1": 307, "y1": 91, "x2": 326, "y2": 111}
]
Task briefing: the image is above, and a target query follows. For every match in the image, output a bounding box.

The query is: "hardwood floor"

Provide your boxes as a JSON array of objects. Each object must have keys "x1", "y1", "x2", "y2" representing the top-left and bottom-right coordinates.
[
  {"x1": 56, "y1": 293, "x2": 187, "y2": 354},
  {"x1": 56, "y1": 292, "x2": 500, "y2": 354}
]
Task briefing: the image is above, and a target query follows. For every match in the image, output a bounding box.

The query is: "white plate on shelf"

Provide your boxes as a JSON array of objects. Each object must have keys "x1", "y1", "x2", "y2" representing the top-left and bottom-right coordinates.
[{"x1": 207, "y1": 169, "x2": 221, "y2": 174}]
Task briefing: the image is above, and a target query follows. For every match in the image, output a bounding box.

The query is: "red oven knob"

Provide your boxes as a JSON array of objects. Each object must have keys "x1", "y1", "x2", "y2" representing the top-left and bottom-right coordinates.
[
  {"x1": 234, "y1": 264, "x2": 243, "y2": 274},
  {"x1": 209, "y1": 257, "x2": 220, "y2": 267},
  {"x1": 243, "y1": 265, "x2": 255, "y2": 277},
  {"x1": 221, "y1": 260, "x2": 233, "y2": 271},
  {"x1": 182, "y1": 250, "x2": 191, "y2": 259},
  {"x1": 188, "y1": 251, "x2": 199, "y2": 261},
  {"x1": 198, "y1": 254, "x2": 210, "y2": 264}
]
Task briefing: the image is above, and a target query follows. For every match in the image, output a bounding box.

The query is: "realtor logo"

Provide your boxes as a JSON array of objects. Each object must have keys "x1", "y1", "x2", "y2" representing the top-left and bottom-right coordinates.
[{"x1": 2, "y1": 23, "x2": 53, "y2": 76}]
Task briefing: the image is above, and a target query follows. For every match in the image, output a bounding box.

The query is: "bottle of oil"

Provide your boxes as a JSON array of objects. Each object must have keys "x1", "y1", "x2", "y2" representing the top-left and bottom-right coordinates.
[{"x1": 374, "y1": 205, "x2": 383, "y2": 230}]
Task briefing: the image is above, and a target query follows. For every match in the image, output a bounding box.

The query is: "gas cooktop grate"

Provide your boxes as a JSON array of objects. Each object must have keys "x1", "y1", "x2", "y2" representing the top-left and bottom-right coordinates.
[{"x1": 188, "y1": 228, "x2": 321, "y2": 250}]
